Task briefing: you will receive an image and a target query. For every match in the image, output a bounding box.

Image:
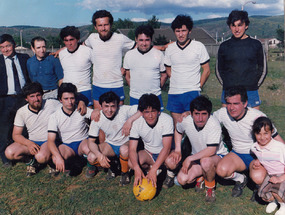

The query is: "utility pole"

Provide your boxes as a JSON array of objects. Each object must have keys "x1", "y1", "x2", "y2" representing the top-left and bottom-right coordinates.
[{"x1": 284, "y1": 0, "x2": 285, "y2": 58}]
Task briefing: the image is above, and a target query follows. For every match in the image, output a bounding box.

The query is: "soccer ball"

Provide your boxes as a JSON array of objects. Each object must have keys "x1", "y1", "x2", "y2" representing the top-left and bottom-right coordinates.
[{"x1": 133, "y1": 178, "x2": 156, "y2": 201}]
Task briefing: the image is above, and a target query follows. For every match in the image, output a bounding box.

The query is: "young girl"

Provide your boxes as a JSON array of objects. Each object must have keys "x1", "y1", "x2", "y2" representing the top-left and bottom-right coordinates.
[{"x1": 251, "y1": 116, "x2": 285, "y2": 215}]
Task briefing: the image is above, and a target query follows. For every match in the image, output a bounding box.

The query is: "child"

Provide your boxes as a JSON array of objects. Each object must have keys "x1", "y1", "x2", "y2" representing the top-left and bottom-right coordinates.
[{"x1": 251, "y1": 117, "x2": 285, "y2": 215}]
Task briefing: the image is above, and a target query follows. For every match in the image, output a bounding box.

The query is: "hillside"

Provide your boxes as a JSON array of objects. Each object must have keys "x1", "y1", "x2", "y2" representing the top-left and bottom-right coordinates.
[{"x1": 0, "y1": 15, "x2": 283, "y2": 47}]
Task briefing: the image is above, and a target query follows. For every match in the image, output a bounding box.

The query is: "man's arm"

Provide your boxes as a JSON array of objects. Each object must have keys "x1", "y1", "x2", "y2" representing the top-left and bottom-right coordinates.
[
  {"x1": 200, "y1": 62, "x2": 210, "y2": 88},
  {"x1": 160, "y1": 72, "x2": 168, "y2": 88},
  {"x1": 273, "y1": 134, "x2": 285, "y2": 144},
  {"x1": 147, "y1": 135, "x2": 172, "y2": 187},
  {"x1": 58, "y1": 79, "x2": 63, "y2": 86},
  {"x1": 165, "y1": 66, "x2": 171, "y2": 78},
  {"x1": 125, "y1": 69, "x2": 130, "y2": 86},
  {"x1": 167, "y1": 128, "x2": 183, "y2": 164},
  {"x1": 129, "y1": 139, "x2": 145, "y2": 186},
  {"x1": 12, "y1": 126, "x2": 40, "y2": 155},
  {"x1": 88, "y1": 137, "x2": 110, "y2": 168},
  {"x1": 256, "y1": 43, "x2": 267, "y2": 87},
  {"x1": 122, "y1": 111, "x2": 142, "y2": 136},
  {"x1": 47, "y1": 132, "x2": 65, "y2": 172}
]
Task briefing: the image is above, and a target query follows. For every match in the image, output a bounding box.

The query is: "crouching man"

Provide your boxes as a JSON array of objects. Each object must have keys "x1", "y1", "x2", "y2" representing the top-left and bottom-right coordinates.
[
  {"x1": 129, "y1": 94, "x2": 173, "y2": 187},
  {"x1": 87, "y1": 91, "x2": 141, "y2": 185},
  {"x1": 164, "y1": 96, "x2": 227, "y2": 202}
]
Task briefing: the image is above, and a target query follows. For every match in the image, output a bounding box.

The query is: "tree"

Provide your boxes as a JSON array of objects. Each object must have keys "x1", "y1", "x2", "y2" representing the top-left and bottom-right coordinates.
[
  {"x1": 276, "y1": 28, "x2": 284, "y2": 48},
  {"x1": 154, "y1": 34, "x2": 168, "y2": 45},
  {"x1": 147, "y1": 15, "x2": 161, "y2": 29}
]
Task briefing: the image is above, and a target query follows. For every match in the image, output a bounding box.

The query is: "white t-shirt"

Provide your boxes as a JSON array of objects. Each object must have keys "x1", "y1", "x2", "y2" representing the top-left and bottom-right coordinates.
[
  {"x1": 85, "y1": 33, "x2": 135, "y2": 88},
  {"x1": 48, "y1": 107, "x2": 93, "y2": 143},
  {"x1": 59, "y1": 45, "x2": 93, "y2": 92},
  {"x1": 89, "y1": 105, "x2": 138, "y2": 146},
  {"x1": 123, "y1": 47, "x2": 165, "y2": 99},
  {"x1": 176, "y1": 115, "x2": 228, "y2": 156},
  {"x1": 14, "y1": 99, "x2": 61, "y2": 142},
  {"x1": 130, "y1": 113, "x2": 173, "y2": 154},
  {"x1": 164, "y1": 40, "x2": 210, "y2": 94},
  {"x1": 213, "y1": 107, "x2": 277, "y2": 154}
]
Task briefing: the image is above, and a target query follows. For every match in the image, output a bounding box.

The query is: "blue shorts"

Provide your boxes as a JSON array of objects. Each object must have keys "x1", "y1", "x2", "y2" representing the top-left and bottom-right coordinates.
[
  {"x1": 231, "y1": 150, "x2": 254, "y2": 169},
  {"x1": 145, "y1": 150, "x2": 159, "y2": 162},
  {"x1": 108, "y1": 143, "x2": 121, "y2": 157},
  {"x1": 79, "y1": 90, "x2": 93, "y2": 107},
  {"x1": 130, "y1": 95, "x2": 164, "y2": 111},
  {"x1": 167, "y1": 91, "x2": 200, "y2": 113},
  {"x1": 92, "y1": 85, "x2": 125, "y2": 101},
  {"x1": 62, "y1": 141, "x2": 81, "y2": 155},
  {"x1": 221, "y1": 90, "x2": 261, "y2": 108},
  {"x1": 32, "y1": 141, "x2": 46, "y2": 146}
]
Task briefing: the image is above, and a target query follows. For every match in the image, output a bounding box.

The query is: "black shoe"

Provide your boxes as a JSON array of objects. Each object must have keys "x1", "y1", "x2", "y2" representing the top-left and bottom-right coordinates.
[
  {"x1": 162, "y1": 175, "x2": 175, "y2": 189},
  {"x1": 232, "y1": 174, "x2": 247, "y2": 197},
  {"x1": 120, "y1": 172, "x2": 130, "y2": 186},
  {"x1": 250, "y1": 185, "x2": 259, "y2": 202},
  {"x1": 106, "y1": 168, "x2": 116, "y2": 180},
  {"x1": 85, "y1": 166, "x2": 98, "y2": 178}
]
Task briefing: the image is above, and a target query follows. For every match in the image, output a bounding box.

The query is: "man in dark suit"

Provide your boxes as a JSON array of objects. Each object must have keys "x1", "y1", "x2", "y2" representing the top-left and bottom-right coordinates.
[{"x1": 0, "y1": 34, "x2": 30, "y2": 166}]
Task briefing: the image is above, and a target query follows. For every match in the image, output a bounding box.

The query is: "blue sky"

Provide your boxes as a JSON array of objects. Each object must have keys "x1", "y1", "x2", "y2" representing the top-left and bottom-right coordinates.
[{"x1": 0, "y1": 0, "x2": 283, "y2": 28}]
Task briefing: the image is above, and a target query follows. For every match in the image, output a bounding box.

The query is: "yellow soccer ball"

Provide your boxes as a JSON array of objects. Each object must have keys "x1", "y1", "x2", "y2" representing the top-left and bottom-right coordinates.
[{"x1": 133, "y1": 178, "x2": 157, "y2": 201}]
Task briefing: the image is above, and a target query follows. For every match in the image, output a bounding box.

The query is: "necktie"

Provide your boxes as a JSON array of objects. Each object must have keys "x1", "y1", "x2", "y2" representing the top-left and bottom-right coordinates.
[{"x1": 8, "y1": 56, "x2": 21, "y2": 94}]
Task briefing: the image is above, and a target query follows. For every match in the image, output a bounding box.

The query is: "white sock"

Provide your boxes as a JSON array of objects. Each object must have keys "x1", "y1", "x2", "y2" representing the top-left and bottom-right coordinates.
[
  {"x1": 167, "y1": 170, "x2": 175, "y2": 178},
  {"x1": 225, "y1": 172, "x2": 244, "y2": 183},
  {"x1": 279, "y1": 202, "x2": 285, "y2": 208}
]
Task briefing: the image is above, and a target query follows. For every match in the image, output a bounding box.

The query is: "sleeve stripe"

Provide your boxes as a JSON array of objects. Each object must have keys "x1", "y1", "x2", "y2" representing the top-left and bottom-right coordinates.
[
  {"x1": 89, "y1": 135, "x2": 98, "y2": 139},
  {"x1": 130, "y1": 137, "x2": 140, "y2": 140},
  {"x1": 48, "y1": 130, "x2": 57, "y2": 134},
  {"x1": 162, "y1": 134, "x2": 173, "y2": 137},
  {"x1": 200, "y1": 59, "x2": 210, "y2": 65},
  {"x1": 206, "y1": 143, "x2": 219, "y2": 147}
]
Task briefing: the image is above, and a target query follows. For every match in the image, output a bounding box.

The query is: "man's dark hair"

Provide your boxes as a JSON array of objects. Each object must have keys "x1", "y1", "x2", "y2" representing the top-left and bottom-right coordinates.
[
  {"x1": 227, "y1": 10, "x2": 250, "y2": 27},
  {"x1": 31, "y1": 36, "x2": 46, "y2": 48},
  {"x1": 171, "y1": 15, "x2": 193, "y2": 31},
  {"x1": 224, "y1": 86, "x2": 248, "y2": 104},
  {"x1": 190, "y1": 95, "x2": 212, "y2": 115},
  {"x1": 0, "y1": 34, "x2": 16, "y2": 46},
  {"x1": 92, "y1": 10, "x2": 114, "y2": 26},
  {"x1": 252, "y1": 116, "x2": 274, "y2": 137},
  {"x1": 99, "y1": 91, "x2": 120, "y2": 106},
  {"x1": 22, "y1": 82, "x2": 43, "y2": 98},
  {"x1": 138, "y1": 94, "x2": 161, "y2": 112},
  {"x1": 60, "y1": 26, "x2": 80, "y2": 40},
  {"x1": 135, "y1": 25, "x2": 154, "y2": 40},
  {"x1": 58, "y1": 83, "x2": 77, "y2": 100}
]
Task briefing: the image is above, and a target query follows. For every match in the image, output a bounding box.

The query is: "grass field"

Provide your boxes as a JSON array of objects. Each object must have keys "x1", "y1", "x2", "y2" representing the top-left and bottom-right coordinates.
[{"x1": 0, "y1": 58, "x2": 284, "y2": 215}]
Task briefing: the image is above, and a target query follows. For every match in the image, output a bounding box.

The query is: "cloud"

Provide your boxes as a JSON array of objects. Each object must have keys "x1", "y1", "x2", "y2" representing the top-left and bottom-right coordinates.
[
  {"x1": 131, "y1": 18, "x2": 148, "y2": 22},
  {"x1": 207, "y1": 14, "x2": 223, "y2": 19}
]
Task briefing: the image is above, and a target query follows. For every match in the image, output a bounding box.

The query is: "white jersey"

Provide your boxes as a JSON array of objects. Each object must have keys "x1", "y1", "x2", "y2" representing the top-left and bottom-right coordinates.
[
  {"x1": 85, "y1": 33, "x2": 135, "y2": 88},
  {"x1": 213, "y1": 107, "x2": 277, "y2": 154},
  {"x1": 176, "y1": 115, "x2": 228, "y2": 156},
  {"x1": 14, "y1": 99, "x2": 61, "y2": 142},
  {"x1": 59, "y1": 45, "x2": 93, "y2": 92},
  {"x1": 123, "y1": 47, "x2": 165, "y2": 99},
  {"x1": 130, "y1": 113, "x2": 173, "y2": 154},
  {"x1": 89, "y1": 105, "x2": 138, "y2": 146},
  {"x1": 164, "y1": 40, "x2": 210, "y2": 94},
  {"x1": 48, "y1": 107, "x2": 93, "y2": 144}
]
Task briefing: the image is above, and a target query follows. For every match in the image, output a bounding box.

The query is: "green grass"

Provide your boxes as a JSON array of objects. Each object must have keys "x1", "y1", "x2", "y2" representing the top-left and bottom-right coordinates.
[{"x1": 0, "y1": 58, "x2": 284, "y2": 215}]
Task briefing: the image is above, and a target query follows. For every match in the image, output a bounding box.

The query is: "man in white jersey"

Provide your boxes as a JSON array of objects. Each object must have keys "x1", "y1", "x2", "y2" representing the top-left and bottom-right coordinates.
[
  {"x1": 59, "y1": 26, "x2": 93, "y2": 107},
  {"x1": 47, "y1": 83, "x2": 93, "y2": 174},
  {"x1": 84, "y1": 10, "x2": 135, "y2": 109},
  {"x1": 164, "y1": 15, "x2": 210, "y2": 126},
  {"x1": 214, "y1": 86, "x2": 284, "y2": 198},
  {"x1": 123, "y1": 25, "x2": 167, "y2": 110},
  {"x1": 164, "y1": 95, "x2": 227, "y2": 202},
  {"x1": 5, "y1": 83, "x2": 60, "y2": 176},
  {"x1": 87, "y1": 91, "x2": 141, "y2": 185},
  {"x1": 129, "y1": 94, "x2": 173, "y2": 187}
]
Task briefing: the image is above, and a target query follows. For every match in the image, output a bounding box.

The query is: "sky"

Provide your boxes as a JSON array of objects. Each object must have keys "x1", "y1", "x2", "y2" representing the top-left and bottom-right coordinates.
[{"x1": 0, "y1": 0, "x2": 283, "y2": 28}]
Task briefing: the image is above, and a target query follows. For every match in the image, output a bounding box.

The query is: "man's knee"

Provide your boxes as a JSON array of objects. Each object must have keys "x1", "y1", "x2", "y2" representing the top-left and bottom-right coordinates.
[
  {"x1": 5, "y1": 145, "x2": 18, "y2": 160},
  {"x1": 87, "y1": 152, "x2": 97, "y2": 164},
  {"x1": 119, "y1": 145, "x2": 128, "y2": 157},
  {"x1": 35, "y1": 152, "x2": 50, "y2": 164},
  {"x1": 216, "y1": 162, "x2": 230, "y2": 178},
  {"x1": 177, "y1": 172, "x2": 188, "y2": 185},
  {"x1": 200, "y1": 157, "x2": 214, "y2": 172},
  {"x1": 164, "y1": 156, "x2": 178, "y2": 170}
]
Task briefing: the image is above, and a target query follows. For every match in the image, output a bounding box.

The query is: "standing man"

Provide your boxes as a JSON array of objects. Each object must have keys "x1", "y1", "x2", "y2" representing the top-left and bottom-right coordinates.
[
  {"x1": 164, "y1": 15, "x2": 210, "y2": 125},
  {"x1": 129, "y1": 94, "x2": 173, "y2": 187},
  {"x1": 216, "y1": 10, "x2": 267, "y2": 110},
  {"x1": 164, "y1": 96, "x2": 228, "y2": 202},
  {"x1": 214, "y1": 86, "x2": 284, "y2": 198},
  {"x1": 123, "y1": 25, "x2": 167, "y2": 110},
  {"x1": 59, "y1": 26, "x2": 93, "y2": 107},
  {"x1": 0, "y1": 34, "x2": 30, "y2": 166},
  {"x1": 27, "y1": 36, "x2": 63, "y2": 99},
  {"x1": 84, "y1": 10, "x2": 135, "y2": 109},
  {"x1": 5, "y1": 82, "x2": 60, "y2": 176}
]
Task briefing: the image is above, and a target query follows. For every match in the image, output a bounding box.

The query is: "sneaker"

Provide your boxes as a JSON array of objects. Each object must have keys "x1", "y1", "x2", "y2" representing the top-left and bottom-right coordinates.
[
  {"x1": 195, "y1": 180, "x2": 205, "y2": 192},
  {"x1": 48, "y1": 166, "x2": 60, "y2": 177},
  {"x1": 106, "y1": 168, "x2": 116, "y2": 180},
  {"x1": 85, "y1": 166, "x2": 98, "y2": 178},
  {"x1": 266, "y1": 202, "x2": 278, "y2": 213},
  {"x1": 162, "y1": 175, "x2": 175, "y2": 189},
  {"x1": 120, "y1": 172, "x2": 130, "y2": 186},
  {"x1": 232, "y1": 174, "x2": 247, "y2": 197},
  {"x1": 205, "y1": 188, "x2": 216, "y2": 202},
  {"x1": 275, "y1": 206, "x2": 285, "y2": 215},
  {"x1": 250, "y1": 186, "x2": 259, "y2": 202},
  {"x1": 26, "y1": 165, "x2": 36, "y2": 177}
]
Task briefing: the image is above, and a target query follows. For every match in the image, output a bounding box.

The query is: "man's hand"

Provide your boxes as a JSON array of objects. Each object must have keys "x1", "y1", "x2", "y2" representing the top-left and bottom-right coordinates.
[
  {"x1": 28, "y1": 142, "x2": 40, "y2": 155},
  {"x1": 252, "y1": 159, "x2": 262, "y2": 169},
  {"x1": 98, "y1": 154, "x2": 110, "y2": 168},
  {"x1": 133, "y1": 167, "x2": 145, "y2": 187},
  {"x1": 181, "y1": 157, "x2": 192, "y2": 174},
  {"x1": 77, "y1": 101, "x2": 87, "y2": 115},
  {"x1": 168, "y1": 151, "x2": 182, "y2": 165},
  {"x1": 146, "y1": 168, "x2": 157, "y2": 188},
  {"x1": 91, "y1": 109, "x2": 100, "y2": 122},
  {"x1": 54, "y1": 155, "x2": 65, "y2": 172},
  {"x1": 178, "y1": 111, "x2": 190, "y2": 122},
  {"x1": 269, "y1": 176, "x2": 284, "y2": 184},
  {"x1": 122, "y1": 119, "x2": 132, "y2": 136}
]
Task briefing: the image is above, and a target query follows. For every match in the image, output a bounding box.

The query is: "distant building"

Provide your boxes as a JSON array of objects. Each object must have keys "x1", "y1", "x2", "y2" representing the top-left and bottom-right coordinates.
[{"x1": 259, "y1": 38, "x2": 281, "y2": 49}]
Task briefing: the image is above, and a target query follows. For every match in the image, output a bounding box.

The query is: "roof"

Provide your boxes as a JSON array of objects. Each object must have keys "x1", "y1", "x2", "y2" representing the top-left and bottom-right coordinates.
[{"x1": 118, "y1": 27, "x2": 217, "y2": 45}]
